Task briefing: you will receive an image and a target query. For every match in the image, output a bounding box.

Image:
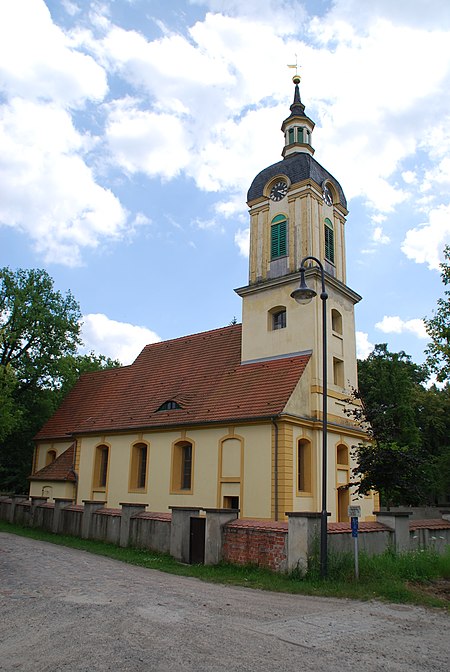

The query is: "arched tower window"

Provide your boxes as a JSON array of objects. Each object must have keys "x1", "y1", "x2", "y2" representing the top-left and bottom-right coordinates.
[
  {"x1": 297, "y1": 439, "x2": 312, "y2": 493},
  {"x1": 324, "y1": 218, "x2": 335, "y2": 264},
  {"x1": 331, "y1": 309, "x2": 343, "y2": 335},
  {"x1": 271, "y1": 215, "x2": 287, "y2": 259},
  {"x1": 268, "y1": 305, "x2": 287, "y2": 331}
]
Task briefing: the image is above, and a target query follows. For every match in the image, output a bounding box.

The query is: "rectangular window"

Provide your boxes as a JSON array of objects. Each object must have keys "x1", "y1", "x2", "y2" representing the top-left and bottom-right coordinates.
[
  {"x1": 297, "y1": 127, "x2": 303, "y2": 143},
  {"x1": 138, "y1": 446, "x2": 147, "y2": 488},
  {"x1": 333, "y1": 358, "x2": 344, "y2": 387},
  {"x1": 325, "y1": 224, "x2": 335, "y2": 263},
  {"x1": 181, "y1": 444, "x2": 192, "y2": 490},
  {"x1": 298, "y1": 440, "x2": 311, "y2": 492},
  {"x1": 288, "y1": 128, "x2": 294, "y2": 144},
  {"x1": 272, "y1": 310, "x2": 286, "y2": 330},
  {"x1": 94, "y1": 445, "x2": 109, "y2": 489},
  {"x1": 271, "y1": 221, "x2": 287, "y2": 259}
]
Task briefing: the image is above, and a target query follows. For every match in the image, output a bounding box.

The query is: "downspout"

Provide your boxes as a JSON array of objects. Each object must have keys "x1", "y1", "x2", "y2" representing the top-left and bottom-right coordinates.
[{"x1": 272, "y1": 418, "x2": 279, "y2": 522}]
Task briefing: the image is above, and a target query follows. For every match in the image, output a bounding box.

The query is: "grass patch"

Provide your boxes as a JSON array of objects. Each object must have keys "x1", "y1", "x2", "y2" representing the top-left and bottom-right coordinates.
[{"x1": 1, "y1": 520, "x2": 448, "y2": 610}]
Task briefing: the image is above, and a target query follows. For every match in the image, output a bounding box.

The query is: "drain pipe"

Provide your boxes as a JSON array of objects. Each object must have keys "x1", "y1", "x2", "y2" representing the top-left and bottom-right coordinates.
[{"x1": 272, "y1": 418, "x2": 279, "y2": 521}]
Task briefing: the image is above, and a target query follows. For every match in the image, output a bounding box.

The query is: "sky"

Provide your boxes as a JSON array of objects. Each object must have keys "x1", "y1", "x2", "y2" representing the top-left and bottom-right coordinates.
[{"x1": 1, "y1": 0, "x2": 450, "y2": 370}]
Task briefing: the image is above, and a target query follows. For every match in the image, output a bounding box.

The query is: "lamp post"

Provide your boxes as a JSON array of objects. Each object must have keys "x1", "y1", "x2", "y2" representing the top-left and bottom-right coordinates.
[{"x1": 290, "y1": 256, "x2": 328, "y2": 578}]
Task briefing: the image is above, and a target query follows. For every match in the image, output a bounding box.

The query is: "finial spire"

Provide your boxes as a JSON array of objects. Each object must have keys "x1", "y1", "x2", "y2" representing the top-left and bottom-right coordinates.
[{"x1": 287, "y1": 54, "x2": 299, "y2": 77}]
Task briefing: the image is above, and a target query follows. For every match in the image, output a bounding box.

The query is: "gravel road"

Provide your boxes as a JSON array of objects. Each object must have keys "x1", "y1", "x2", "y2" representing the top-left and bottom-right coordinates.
[{"x1": 0, "y1": 532, "x2": 448, "y2": 672}]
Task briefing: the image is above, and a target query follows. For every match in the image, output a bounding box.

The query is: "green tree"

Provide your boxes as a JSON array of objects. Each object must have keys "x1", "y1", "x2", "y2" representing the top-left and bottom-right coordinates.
[
  {"x1": 0, "y1": 267, "x2": 120, "y2": 492},
  {"x1": 348, "y1": 344, "x2": 434, "y2": 508},
  {"x1": 425, "y1": 245, "x2": 450, "y2": 382}
]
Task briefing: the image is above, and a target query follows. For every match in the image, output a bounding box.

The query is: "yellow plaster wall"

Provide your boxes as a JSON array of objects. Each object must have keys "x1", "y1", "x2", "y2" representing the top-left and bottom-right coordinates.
[
  {"x1": 290, "y1": 424, "x2": 376, "y2": 522},
  {"x1": 76, "y1": 423, "x2": 273, "y2": 518},
  {"x1": 248, "y1": 185, "x2": 346, "y2": 288},
  {"x1": 29, "y1": 480, "x2": 75, "y2": 502}
]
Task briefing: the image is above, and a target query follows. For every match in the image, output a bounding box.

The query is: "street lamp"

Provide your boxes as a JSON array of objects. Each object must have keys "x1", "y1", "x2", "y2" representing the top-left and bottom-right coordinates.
[{"x1": 290, "y1": 256, "x2": 328, "y2": 578}]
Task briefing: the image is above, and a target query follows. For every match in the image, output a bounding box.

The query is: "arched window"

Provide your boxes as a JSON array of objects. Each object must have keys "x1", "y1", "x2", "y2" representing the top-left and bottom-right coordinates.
[
  {"x1": 331, "y1": 309, "x2": 343, "y2": 335},
  {"x1": 157, "y1": 400, "x2": 181, "y2": 411},
  {"x1": 171, "y1": 441, "x2": 194, "y2": 492},
  {"x1": 268, "y1": 305, "x2": 287, "y2": 330},
  {"x1": 324, "y1": 218, "x2": 335, "y2": 264},
  {"x1": 271, "y1": 215, "x2": 288, "y2": 259},
  {"x1": 337, "y1": 444, "x2": 348, "y2": 465},
  {"x1": 45, "y1": 450, "x2": 56, "y2": 466},
  {"x1": 94, "y1": 444, "x2": 109, "y2": 489},
  {"x1": 130, "y1": 442, "x2": 148, "y2": 490},
  {"x1": 297, "y1": 439, "x2": 312, "y2": 493}
]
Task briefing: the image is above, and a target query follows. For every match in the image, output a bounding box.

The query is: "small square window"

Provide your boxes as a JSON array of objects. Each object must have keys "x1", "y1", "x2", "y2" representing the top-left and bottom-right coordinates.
[{"x1": 272, "y1": 310, "x2": 286, "y2": 330}]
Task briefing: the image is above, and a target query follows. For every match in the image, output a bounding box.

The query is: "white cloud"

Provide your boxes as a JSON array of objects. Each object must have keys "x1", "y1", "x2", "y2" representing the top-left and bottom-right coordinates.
[
  {"x1": 0, "y1": 0, "x2": 107, "y2": 106},
  {"x1": 0, "y1": 98, "x2": 127, "y2": 266},
  {"x1": 356, "y1": 331, "x2": 374, "y2": 359},
  {"x1": 372, "y1": 226, "x2": 390, "y2": 244},
  {"x1": 402, "y1": 170, "x2": 416, "y2": 184},
  {"x1": 375, "y1": 315, "x2": 428, "y2": 339},
  {"x1": 81, "y1": 313, "x2": 161, "y2": 365},
  {"x1": 234, "y1": 228, "x2": 250, "y2": 257},
  {"x1": 401, "y1": 204, "x2": 450, "y2": 270},
  {"x1": 105, "y1": 99, "x2": 192, "y2": 179}
]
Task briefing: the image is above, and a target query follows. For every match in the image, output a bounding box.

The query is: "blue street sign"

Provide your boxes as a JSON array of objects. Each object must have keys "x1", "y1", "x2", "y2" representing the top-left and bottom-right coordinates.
[{"x1": 351, "y1": 516, "x2": 358, "y2": 538}]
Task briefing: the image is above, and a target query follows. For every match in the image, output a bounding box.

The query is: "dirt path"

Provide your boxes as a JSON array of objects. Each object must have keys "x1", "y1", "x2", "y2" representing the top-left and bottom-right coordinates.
[{"x1": 0, "y1": 533, "x2": 448, "y2": 672}]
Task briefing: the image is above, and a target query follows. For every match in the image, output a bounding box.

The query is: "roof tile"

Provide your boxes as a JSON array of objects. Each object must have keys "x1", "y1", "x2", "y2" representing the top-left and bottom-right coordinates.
[
  {"x1": 30, "y1": 443, "x2": 76, "y2": 481},
  {"x1": 35, "y1": 325, "x2": 310, "y2": 440}
]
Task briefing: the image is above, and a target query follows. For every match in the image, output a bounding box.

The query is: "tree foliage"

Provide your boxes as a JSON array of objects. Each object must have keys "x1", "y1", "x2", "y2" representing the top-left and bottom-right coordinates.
[
  {"x1": 0, "y1": 267, "x2": 120, "y2": 493},
  {"x1": 425, "y1": 245, "x2": 450, "y2": 382},
  {"x1": 348, "y1": 344, "x2": 449, "y2": 508}
]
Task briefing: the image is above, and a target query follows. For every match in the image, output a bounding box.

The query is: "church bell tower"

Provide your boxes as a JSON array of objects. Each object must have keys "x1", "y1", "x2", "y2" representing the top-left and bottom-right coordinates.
[{"x1": 235, "y1": 75, "x2": 361, "y2": 401}]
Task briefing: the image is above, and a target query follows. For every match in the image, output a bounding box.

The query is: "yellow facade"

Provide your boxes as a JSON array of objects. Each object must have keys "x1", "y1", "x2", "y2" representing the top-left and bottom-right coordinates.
[{"x1": 31, "y1": 78, "x2": 376, "y2": 522}]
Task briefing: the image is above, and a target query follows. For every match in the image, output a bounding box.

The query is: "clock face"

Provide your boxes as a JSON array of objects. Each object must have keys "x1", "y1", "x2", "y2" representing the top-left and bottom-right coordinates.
[
  {"x1": 269, "y1": 180, "x2": 288, "y2": 201},
  {"x1": 322, "y1": 185, "x2": 333, "y2": 206}
]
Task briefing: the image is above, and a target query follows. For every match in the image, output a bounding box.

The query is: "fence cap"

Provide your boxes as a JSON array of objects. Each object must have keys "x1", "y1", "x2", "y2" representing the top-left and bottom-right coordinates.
[
  {"x1": 285, "y1": 511, "x2": 329, "y2": 518},
  {"x1": 203, "y1": 508, "x2": 240, "y2": 514},
  {"x1": 374, "y1": 510, "x2": 413, "y2": 517},
  {"x1": 119, "y1": 502, "x2": 148, "y2": 508}
]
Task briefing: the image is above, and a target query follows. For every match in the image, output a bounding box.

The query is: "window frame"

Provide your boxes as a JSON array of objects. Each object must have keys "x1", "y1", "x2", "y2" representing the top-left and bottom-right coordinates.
[
  {"x1": 324, "y1": 217, "x2": 335, "y2": 264},
  {"x1": 297, "y1": 439, "x2": 312, "y2": 494},
  {"x1": 93, "y1": 444, "x2": 109, "y2": 490},
  {"x1": 129, "y1": 442, "x2": 149, "y2": 492},
  {"x1": 270, "y1": 215, "x2": 288, "y2": 260},
  {"x1": 45, "y1": 449, "x2": 57, "y2": 466},
  {"x1": 171, "y1": 440, "x2": 194, "y2": 494}
]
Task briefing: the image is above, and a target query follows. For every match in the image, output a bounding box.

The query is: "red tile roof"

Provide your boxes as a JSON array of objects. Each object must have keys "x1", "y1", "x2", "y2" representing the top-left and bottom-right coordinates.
[
  {"x1": 410, "y1": 519, "x2": 450, "y2": 530},
  {"x1": 328, "y1": 521, "x2": 390, "y2": 533},
  {"x1": 35, "y1": 325, "x2": 311, "y2": 440},
  {"x1": 30, "y1": 443, "x2": 76, "y2": 481}
]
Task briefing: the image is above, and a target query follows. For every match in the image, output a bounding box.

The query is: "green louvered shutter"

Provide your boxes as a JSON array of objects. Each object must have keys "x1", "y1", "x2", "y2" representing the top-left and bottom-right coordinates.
[
  {"x1": 271, "y1": 216, "x2": 287, "y2": 259},
  {"x1": 324, "y1": 218, "x2": 335, "y2": 264}
]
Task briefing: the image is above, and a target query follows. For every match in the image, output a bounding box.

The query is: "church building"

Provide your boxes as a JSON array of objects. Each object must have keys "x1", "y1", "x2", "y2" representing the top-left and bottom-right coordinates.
[{"x1": 30, "y1": 76, "x2": 376, "y2": 522}]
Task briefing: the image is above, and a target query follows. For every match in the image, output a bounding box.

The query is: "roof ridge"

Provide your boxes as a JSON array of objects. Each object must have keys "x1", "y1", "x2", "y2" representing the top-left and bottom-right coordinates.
[{"x1": 138, "y1": 323, "x2": 242, "y2": 352}]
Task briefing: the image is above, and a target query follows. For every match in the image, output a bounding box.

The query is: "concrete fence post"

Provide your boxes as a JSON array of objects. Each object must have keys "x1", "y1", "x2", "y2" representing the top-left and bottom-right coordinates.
[
  {"x1": 81, "y1": 500, "x2": 106, "y2": 539},
  {"x1": 286, "y1": 512, "x2": 322, "y2": 573},
  {"x1": 30, "y1": 496, "x2": 49, "y2": 527},
  {"x1": 52, "y1": 498, "x2": 74, "y2": 534},
  {"x1": 169, "y1": 506, "x2": 201, "y2": 563},
  {"x1": 119, "y1": 503, "x2": 148, "y2": 547},
  {"x1": 204, "y1": 508, "x2": 239, "y2": 565},
  {"x1": 374, "y1": 511, "x2": 412, "y2": 552},
  {"x1": 9, "y1": 495, "x2": 29, "y2": 524}
]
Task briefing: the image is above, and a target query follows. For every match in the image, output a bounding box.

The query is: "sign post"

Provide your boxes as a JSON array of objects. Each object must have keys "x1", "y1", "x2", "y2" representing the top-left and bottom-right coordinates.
[{"x1": 348, "y1": 505, "x2": 361, "y2": 580}]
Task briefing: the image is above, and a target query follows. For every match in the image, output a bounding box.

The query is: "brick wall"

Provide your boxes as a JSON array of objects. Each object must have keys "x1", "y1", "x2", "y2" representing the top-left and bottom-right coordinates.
[{"x1": 223, "y1": 520, "x2": 288, "y2": 572}]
